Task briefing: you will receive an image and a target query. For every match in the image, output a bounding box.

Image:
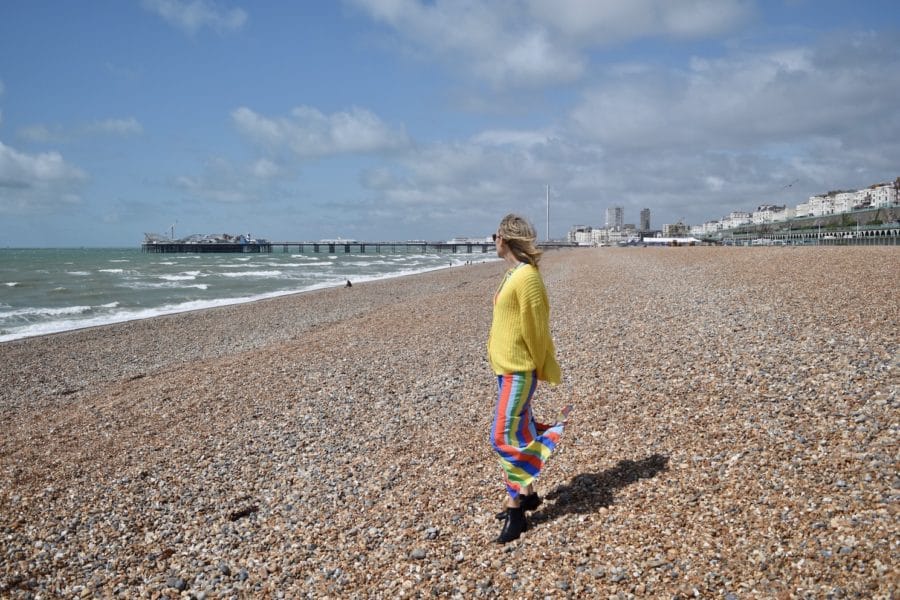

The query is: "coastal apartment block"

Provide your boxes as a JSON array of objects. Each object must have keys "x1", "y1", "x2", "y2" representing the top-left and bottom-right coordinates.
[{"x1": 691, "y1": 178, "x2": 899, "y2": 236}]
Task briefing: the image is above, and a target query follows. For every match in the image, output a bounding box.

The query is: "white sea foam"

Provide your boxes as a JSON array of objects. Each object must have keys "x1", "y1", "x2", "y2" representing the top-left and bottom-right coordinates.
[
  {"x1": 0, "y1": 293, "x2": 296, "y2": 342},
  {"x1": 4, "y1": 282, "x2": 18, "y2": 287},
  {"x1": 99, "y1": 269, "x2": 124, "y2": 273},
  {"x1": 159, "y1": 274, "x2": 196, "y2": 281},
  {"x1": 66, "y1": 271, "x2": 91, "y2": 276},
  {"x1": 233, "y1": 263, "x2": 269, "y2": 268},
  {"x1": 100, "y1": 302, "x2": 121, "y2": 308},
  {"x1": 157, "y1": 261, "x2": 176, "y2": 265},
  {"x1": 220, "y1": 270, "x2": 283, "y2": 278},
  {"x1": 0, "y1": 305, "x2": 93, "y2": 319},
  {"x1": 109, "y1": 259, "x2": 130, "y2": 263},
  {"x1": 121, "y1": 281, "x2": 204, "y2": 290}
]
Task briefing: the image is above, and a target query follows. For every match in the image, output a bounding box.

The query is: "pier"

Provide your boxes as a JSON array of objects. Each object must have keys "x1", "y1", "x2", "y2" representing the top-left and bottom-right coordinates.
[{"x1": 141, "y1": 240, "x2": 579, "y2": 254}]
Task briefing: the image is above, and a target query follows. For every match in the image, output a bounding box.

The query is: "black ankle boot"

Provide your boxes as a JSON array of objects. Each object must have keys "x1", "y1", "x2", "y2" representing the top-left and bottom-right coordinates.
[
  {"x1": 521, "y1": 492, "x2": 542, "y2": 512},
  {"x1": 495, "y1": 506, "x2": 528, "y2": 543},
  {"x1": 496, "y1": 493, "x2": 541, "y2": 519}
]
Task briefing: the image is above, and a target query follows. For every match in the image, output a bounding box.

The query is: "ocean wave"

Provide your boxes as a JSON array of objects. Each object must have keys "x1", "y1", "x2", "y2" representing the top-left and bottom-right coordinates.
[
  {"x1": 0, "y1": 292, "x2": 298, "y2": 342},
  {"x1": 120, "y1": 281, "x2": 207, "y2": 290},
  {"x1": 4, "y1": 282, "x2": 18, "y2": 287},
  {"x1": 220, "y1": 270, "x2": 283, "y2": 278},
  {"x1": 100, "y1": 302, "x2": 121, "y2": 308},
  {"x1": 0, "y1": 305, "x2": 93, "y2": 319},
  {"x1": 66, "y1": 271, "x2": 91, "y2": 276},
  {"x1": 159, "y1": 274, "x2": 196, "y2": 281},
  {"x1": 99, "y1": 269, "x2": 125, "y2": 273},
  {"x1": 109, "y1": 259, "x2": 130, "y2": 263}
]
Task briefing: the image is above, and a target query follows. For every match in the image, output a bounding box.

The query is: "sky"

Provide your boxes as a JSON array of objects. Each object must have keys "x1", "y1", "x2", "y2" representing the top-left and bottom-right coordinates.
[{"x1": 1, "y1": 0, "x2": 899, "y2": 246}]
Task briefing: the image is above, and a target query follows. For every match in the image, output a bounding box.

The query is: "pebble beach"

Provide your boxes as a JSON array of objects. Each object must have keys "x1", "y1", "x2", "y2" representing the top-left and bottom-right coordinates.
[{"x1": 1, "y1": 246, "x2": 897, "y2": 598}]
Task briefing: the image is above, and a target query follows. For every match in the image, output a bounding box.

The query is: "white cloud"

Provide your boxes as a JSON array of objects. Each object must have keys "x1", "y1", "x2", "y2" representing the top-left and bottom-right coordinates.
[
  {"x1": 528, "y1": 0, "x2": 754, "y2": 42},
  {"x1": 19, "y1": 118, "x2": 143, "y2": 143},
  {"x1": 348, "y1": 0, "x2": 584, "y2": 88},
  {"x1": 479, "y1": 29, "x2": 583, "y2": 88},
  {"x1": 175, "y1": 173, "x2": 249, "y2": 203},
  {"x1": 250, "y1": 158, "x2": 281, "y2": 179},
  {"x1": 347, "y1": 0, "x2": 752, "y2": 88},
  {"x1": 232, "y1": 106, "x2": 410, "y2": 159},
  {"x1": 570, "y1": 32, "x2": 900, "y2": 152},
  {"x1": 356, "y1": 132, "x2": 568, "y2": 230},
  {"x1": 171, "y1": 156, "x2": 295, "y2": 205},
  {"x1": 472, "y1": 129, "x2": 555, "y2": 147},
  {"x1": 142, "y1": 0, "x2": 247, "y2": 34},
  {"x1": 83, "y1": 118, "x2": 143, "y2": 136},
  {"x1": 552, "y1": 31, "x2": 900, "y2": 225},
  {"x1": 0, "y1": 140, "x2": 87, "y2": 215},
  {"x1": 19, "y1": 125, "x2": 58, "y2": 143},
  {"x1": 350, "y1": 31, "x2": 900, "y2": 232}
]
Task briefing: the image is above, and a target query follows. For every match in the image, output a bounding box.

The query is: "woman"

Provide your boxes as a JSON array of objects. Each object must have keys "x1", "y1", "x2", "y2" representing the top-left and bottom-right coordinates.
[{"x1": 488, "y1": 214, "x2": 570, "y2": 543}]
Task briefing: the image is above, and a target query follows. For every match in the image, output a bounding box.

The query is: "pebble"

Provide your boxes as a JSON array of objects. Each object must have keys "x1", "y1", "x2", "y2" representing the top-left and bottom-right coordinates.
[
  {"x1": 165, "y1": 577, "x2": 187, "y2": 591},
  {"x1": 0, "y1": 247, "x2": 897, "y2": 598}
]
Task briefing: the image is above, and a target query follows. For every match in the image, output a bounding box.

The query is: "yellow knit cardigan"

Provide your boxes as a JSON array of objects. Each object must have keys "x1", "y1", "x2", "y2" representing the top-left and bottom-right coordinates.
[{"x1": 487, "y1": 263, "x2": 561, "y2": 384}]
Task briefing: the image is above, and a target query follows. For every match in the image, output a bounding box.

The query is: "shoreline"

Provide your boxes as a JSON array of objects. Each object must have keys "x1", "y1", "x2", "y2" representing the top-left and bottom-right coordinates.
[
  {"x1": 1, "y1": 246, "x2": 897, "y2": 597},
  {"x1": 0, "y1": 257, "x2": 505, "y2": 412},
  {"x1": 0, "y1": 253, "x2": 497, "y2": 344}
]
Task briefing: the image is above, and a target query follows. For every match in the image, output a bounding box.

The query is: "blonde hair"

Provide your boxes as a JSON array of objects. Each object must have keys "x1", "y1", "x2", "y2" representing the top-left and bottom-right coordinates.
[{"x1": 498, "y1": 213, "x2": 543, "y2": 267}]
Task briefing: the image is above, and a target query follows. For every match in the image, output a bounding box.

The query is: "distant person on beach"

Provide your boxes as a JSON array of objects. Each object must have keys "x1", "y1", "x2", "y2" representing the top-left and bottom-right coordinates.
[
  {"x1": 488, "y1": 213, "x2": 570, "y2": 543},
  {"x1": 345, "y1": 279, "x2": 352, "y2": 288}
]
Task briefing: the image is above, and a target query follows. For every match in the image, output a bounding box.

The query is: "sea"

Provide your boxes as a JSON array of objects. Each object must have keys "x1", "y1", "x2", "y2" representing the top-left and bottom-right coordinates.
[{"x1": 0, "y1": 247, "x2": 491, "y2": 343}]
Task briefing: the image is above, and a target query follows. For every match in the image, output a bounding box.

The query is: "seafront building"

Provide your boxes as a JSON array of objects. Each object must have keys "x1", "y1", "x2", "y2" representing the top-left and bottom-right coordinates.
[
  {"x1": 640, "y1": 208, "x2": 651, "y2": 232},
  {"x1": 687, "y1": 178, "x2": 899, "y2": 238},
  {"x1": 663, "y1": 221, "x2": 689, "y2": 237},
  {"x1": 568, "y1": 178, "x2": 899, "y2": 246},
  {"x1": 569, "y1": 205, "x2": 662, "y2": 245},
  {"x1": 605, "y1": 206, "x2": 624, "y2": 232}
]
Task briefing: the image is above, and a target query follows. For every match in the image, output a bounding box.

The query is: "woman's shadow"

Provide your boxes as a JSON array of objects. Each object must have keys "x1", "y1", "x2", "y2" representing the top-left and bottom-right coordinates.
[{"x1": 532, "y1": 453, "x2": 669, "y2": 523}]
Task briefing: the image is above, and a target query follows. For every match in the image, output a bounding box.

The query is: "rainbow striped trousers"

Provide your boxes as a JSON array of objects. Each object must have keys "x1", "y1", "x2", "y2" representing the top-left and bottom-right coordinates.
[{"x1": 491, "y1": 370, "x2": 565, "y2": 499}]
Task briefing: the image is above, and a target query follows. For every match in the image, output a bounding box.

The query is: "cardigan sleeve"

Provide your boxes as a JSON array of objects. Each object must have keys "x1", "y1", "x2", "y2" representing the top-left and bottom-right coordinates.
[{"x1": 516, "y1": 268, "x2": 561, "y2": 384}]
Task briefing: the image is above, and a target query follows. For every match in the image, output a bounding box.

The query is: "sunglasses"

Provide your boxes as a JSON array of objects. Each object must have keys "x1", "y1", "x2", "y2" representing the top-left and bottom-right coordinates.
[{"x1": 492, "y1": 233, "x2": 500, "y2": 242}]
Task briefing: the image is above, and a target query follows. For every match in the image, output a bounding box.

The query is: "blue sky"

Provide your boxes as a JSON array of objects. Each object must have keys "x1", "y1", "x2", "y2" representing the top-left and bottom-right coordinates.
[{"x1": 1, "y1": 0, "x2": 898, "y2": 246}]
